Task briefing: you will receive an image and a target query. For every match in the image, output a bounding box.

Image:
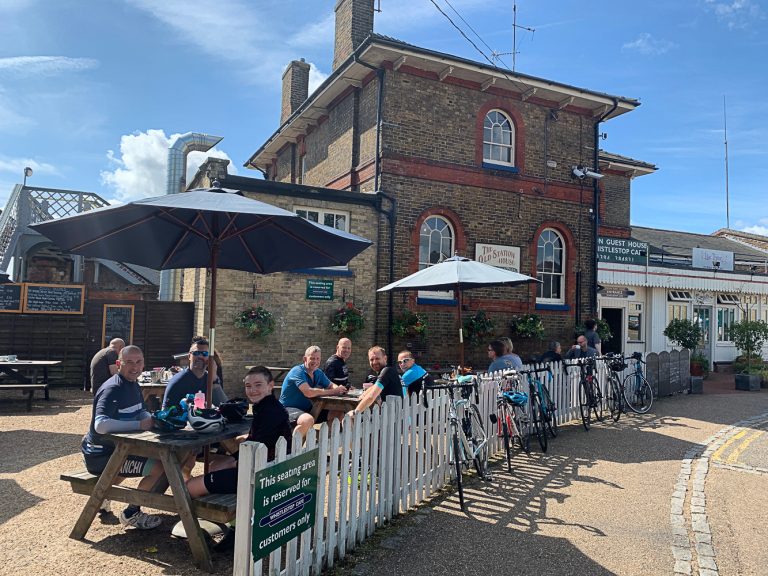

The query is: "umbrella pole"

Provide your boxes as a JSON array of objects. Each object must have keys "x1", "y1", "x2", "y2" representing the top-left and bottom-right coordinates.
[
  {"x1": 457, "y1": 286, "x2": 465, "y2": 368},
  {"x1": 204, "y1": 243, "x2": 220, "y2": 474}
]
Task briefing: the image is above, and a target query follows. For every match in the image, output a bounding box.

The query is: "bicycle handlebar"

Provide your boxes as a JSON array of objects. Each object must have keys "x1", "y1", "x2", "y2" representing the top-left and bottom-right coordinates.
[{"x1": 517, "y1": 367, "x2": 554, "y2": 376}]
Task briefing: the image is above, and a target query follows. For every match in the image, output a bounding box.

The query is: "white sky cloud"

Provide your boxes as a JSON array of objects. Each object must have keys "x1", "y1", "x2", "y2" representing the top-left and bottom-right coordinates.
[
  {"x1": 0, "y1": 155, "x2": 58, "y2": 177},
  {"x1": 100, "y1": 129, "x2": 236, "y2": 202},
  {"x1": 622, "y1": 33, "x2": 677, "y2": 56},
  {"x1": 703, "y1": 0, "x2": 764, "y2": 29},
  {"x1": 0, "y1": 56, "x2": 99, "y2": 76},
  {"x1": 742, "y1": 225, "x2": 768, "y2": 236}
]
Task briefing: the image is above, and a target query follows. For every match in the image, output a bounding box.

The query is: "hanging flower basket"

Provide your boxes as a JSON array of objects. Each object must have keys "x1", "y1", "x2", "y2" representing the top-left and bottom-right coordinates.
[
  {"x1": 509, "y1": 314, "x2": 545, "y2": 339},
  {"x1": 463, "y1": 310, "x2": 494, "y2": 344},
  {"x1": 392, "y1": 310, "x2": 429, "y2": 338},
  {"x1": 234, "y1": 305, "x2": 276, "y2": 339},
  {"x1": 330, "y1": 302, "x2": 365, "y2": 337}
]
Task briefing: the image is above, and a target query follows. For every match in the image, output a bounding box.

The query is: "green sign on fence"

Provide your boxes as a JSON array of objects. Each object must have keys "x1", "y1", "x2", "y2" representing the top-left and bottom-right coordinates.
[
  {"x1": 305, "y1": 279, "x2": 334, "y2": 301},
  {"x1": 252, "y1": 448, "x2": 319, "y2": 560}
]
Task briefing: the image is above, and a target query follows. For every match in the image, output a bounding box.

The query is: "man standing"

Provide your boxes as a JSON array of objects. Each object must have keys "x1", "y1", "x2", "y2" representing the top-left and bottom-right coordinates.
[
  {"x1": 162, "y1": 337, "x2": 228, "y2": 409},
  {"x1": 397, "y1": 350, "x2": 433, "y2": 397},
  {"x1": 584, "y1": 319, "x2": 602, "y2": 354},
  {"x1": 350, "y1": 346, "x2": 403, "y2": 417},
  {"x1": 324, "y1": 337, "x2": 352, "y2": 388},
  {"x1": 566, "y1": 335, "x2": 598, "y2": 359},
  {"x1": 81, "y1": 345, "x2": 169, "y2": 530},
  {"x1": 280, "y1": 346, "x2": 347, "y2": 437},
  {"x1": 89, "y1": 338, "x2": 124, "y2": 394}
]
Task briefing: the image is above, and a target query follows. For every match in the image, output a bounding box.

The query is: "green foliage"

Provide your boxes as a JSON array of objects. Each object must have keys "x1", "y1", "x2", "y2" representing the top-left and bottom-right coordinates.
[
  {"x1": 690, "y1": 351, "x2": 710, "y2": 376},
  {"x1": 330, "y1": 302, "x2": 365, "y2": 337},
  {"x1": 663, "y1": 318, "x2": 702, "y2": 352},
  {"x1": 234, "y1": 305, "x2": 276, "y2": 339},
  {"x1": 731, "y1": 320, "x2": 768, "y2": 373},
  {"x1": 575, "y1": 318, "x2": 613, "y2": 342},
  {"x1": 509, "y1": 314, "x2": 545, "y2": 339},
  {"x1": 463, "y1": 310, "x2": 494, "y2": 344},
  {"x1": 392, "y1": 310, "x2": 428, "y2": 338}
]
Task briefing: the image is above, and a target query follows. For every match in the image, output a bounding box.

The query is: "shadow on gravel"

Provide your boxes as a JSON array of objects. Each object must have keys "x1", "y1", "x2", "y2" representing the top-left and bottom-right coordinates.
[
  {"x1": 0, "y1": 479, "x2": 43, "y2": 526},
  {"x1": 0, "y1": 429, "x2": 83, "y2": 473}
]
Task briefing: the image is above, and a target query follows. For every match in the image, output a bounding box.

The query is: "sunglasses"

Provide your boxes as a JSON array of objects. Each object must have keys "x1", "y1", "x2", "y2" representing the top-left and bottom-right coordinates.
[
  {"x1": 397, "y1": 358, "x2": 413, "y2": 364},
  {"x1": 191, "y1": 350, "x2": 209, "y2": 357}
]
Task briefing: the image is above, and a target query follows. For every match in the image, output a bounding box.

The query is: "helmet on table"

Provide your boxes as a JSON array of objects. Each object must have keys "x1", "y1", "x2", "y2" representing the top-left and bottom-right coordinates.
[
  {"x1": 218, "y1": 398, "x2": 249, "y2": 422},
  {"x1": 187, "y1": 406, "x2": 225, "y2": 433}
]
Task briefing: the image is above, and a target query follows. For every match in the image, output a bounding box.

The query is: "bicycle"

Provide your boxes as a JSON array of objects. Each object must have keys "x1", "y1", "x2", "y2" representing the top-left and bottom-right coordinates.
[
  {"x1": 496, "y1": 371, "x2": 532, "y2": 473},
  {"x1": 517, "y1": 368, "x2": 550, "y2": 452},
  {"x1": 424, "y1": 375, "x2": 491, "y2": 510},
  {"x1": 520, "y1": 366, "x2": 558, "y2": 440},
  {"x1": 621, "y1": 352, "x2": 653, "y2": 413},
  {"x1": 601, "y1": 354, "x2": 625, "y2": 422},
  {"x1": 566, "y1": 357, "x2": 603, "y2": 431}
]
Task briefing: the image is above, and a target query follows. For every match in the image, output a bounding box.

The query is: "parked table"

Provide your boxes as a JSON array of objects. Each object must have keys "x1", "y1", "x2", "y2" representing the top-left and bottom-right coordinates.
[
  {"x1": 0, "y1": 359, "x2": 60, "y2": 400},
  {"x1": 310, "y1": 389, "x2": 363, "y2": 419},
  {"x1": 68, "y1": 419, "x2": 251, "y2": 572}
]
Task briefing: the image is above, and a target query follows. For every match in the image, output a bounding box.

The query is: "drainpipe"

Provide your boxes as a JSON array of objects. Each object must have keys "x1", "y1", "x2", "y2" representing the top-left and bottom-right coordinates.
[
  {"x1": 160, "y1": 132, "x2": 223, "y2": 300},
  {"x1": 592, "y1": 99, "x2": 617, "y2": 315}
]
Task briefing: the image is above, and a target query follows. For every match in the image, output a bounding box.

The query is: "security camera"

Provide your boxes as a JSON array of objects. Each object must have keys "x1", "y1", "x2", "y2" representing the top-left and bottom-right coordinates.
[
  {"x1": 583, "y1": 169, "x2": 604, "y2": 180},
  {"x1": 572, "y1": 166, "x2": 604, "y2": 180}
]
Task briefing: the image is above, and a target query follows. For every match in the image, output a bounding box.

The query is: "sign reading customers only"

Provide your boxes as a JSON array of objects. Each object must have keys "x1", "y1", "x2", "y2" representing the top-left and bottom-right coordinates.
[{"x1": 252, "y1": 447, "x2": 319, "y2": 560}]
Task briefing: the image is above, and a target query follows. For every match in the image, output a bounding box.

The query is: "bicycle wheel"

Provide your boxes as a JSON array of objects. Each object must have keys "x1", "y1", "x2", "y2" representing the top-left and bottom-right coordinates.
[
  {"x1": 467, "y1": 404, "x2": 490, "y2": 479},
  {"x1": 579, "y1": 377, "x2": 592, "y2": 431},
  {"x1": 514, "y1": 405, "x2": 531, "y2": 453},
  {"x1": 623, "y1": 373, "x2": 654, "y2": 414},
  {"x1": 541, "y1": 384, "x2": 558, "y2": 438},
  {"x1": 607, "y1": 373, "x2": 621, "y2": 422},
  {"x1": 530, "y1": 391, "x2": 547, "y2": 453},
  {"x1": 501, "y1": 408, "x2": 513, "y2": 473},
  {"x1": 593, "y1": 377, "x2": 604, "y2": 422},
  {"x1": 451, "y1": 429, "x2": 465, "y2": 509}
]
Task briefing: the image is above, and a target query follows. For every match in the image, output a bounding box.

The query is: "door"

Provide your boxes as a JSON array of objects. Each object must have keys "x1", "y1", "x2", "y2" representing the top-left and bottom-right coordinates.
[
  {"x1": 601, "y1": 308, "x2": 623, "y2": 355},
  {"x1": 693, "y1": 306, "x2": 712, "y2": 366}
]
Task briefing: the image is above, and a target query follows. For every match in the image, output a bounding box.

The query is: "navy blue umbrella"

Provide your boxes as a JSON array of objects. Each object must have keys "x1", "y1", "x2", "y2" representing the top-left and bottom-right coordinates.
[{"x1": 32, "y1": 187, "x2": 372, "y2": 403}]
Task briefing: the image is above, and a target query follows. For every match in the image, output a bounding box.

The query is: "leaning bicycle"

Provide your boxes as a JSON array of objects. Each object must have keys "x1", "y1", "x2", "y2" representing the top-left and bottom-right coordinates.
[
  {"x1": 601, "y1": 354, "x2": 625, "y2": 422},
  {"x1": 424, "y1": 376, "x2": 491, "y2": 510},
  {"x1": 496, "y1": 370, "x2": 532, "y2": 473},
  {"x1": 518, "y1": 368, "x2": 549, "y2": 452},
  {"x1": 622, "y1": 352, "x2": 653, "y2": 413},
  {"x1": 566, "y1": 357, "x2": 603, "y2": 431}
]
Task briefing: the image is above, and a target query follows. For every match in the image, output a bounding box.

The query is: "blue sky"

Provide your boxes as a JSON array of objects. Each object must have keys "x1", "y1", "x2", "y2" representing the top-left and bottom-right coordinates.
[{"x1": 1, "y1": 0, "x2": 766, "y2": 236}]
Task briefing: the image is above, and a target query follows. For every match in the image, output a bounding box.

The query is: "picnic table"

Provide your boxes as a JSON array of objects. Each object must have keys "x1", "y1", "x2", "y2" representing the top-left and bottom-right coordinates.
[
  {"x1": 139, "y1": 381, "x2": 168, "y2": 411},
  {"x1": 66, "y1": 419, "x2": 251, "y2": 572},
  {"x1": 0, "y1": 359, "x2": 60, "y2": 408},
  {"x1": 310, "y1": 388, "x2": 363, "y2": 419}
]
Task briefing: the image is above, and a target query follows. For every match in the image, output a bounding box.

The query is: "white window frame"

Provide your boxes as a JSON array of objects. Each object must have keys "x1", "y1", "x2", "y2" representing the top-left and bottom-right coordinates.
[
  {"x1": 717, "y1": 293, "x2": 739, "y2": 305},
  {"x1": 483, "y1": 109, "x2": 515, "y2": 167},
  {"x1": 717, "y1": 306, "x2": 737, "y2": 342},
  {"x1": 536, "y1": 228, "x2": 565, "y2": 304},
  {"x1": 418, "y1": 215, "x2": 455, "y2": 301},
  {"x1": 668, "y1": 290, "x2": 693, "y2": 302},
  {"x1": 295, "y1": 206, "x2": 351, "y2": 270}
]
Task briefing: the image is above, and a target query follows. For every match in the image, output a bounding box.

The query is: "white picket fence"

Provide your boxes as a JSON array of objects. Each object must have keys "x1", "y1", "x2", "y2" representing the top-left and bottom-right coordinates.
[{"x1": 232, "y1": 360, "x2": 610, "y2": 576}]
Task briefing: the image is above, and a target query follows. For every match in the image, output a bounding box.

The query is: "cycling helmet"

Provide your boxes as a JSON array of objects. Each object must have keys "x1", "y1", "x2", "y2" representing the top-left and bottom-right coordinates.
[
  {"x1": 152, "y1": 405, "x2": 187, "y2": 431},
  {"x1": 187, "y1": 406, "x2": 225, "y2": 433},
  {"x1": 503, "y1": 390, "x2": 528, "y2": 407},
  {"x1": 218, "y1": 397, "x2": 249, "y2": 422}
]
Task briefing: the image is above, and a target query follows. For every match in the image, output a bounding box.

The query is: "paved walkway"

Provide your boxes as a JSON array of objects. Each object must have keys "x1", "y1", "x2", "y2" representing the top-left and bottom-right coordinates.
[{"x1": 337, "y1": 377, "x2": 768, "y2": 576}]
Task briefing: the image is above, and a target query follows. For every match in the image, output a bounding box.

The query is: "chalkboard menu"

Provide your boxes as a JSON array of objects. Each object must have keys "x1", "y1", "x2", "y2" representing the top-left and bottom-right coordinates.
[
  {"x1": 23, "y1": 283, "x2": 84, "y2": 314},
  {"x1": 0, "y1": 284, "x2": 23, "y2": 313},
  {"x1": 102, "y1": 305, "x2": 134, "y2": 347}
]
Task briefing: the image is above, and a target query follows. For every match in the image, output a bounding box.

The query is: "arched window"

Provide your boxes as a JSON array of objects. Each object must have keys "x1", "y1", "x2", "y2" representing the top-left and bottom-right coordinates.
[
  {"x1": 483, "y1": 110, "x2": 515, "y2": 166},
  {"x1": 419, "y1": 216, "x2": 454, "y2": 270},
  {"x1": 536, "y1": 229, "x2": 565, "y2": 303}
]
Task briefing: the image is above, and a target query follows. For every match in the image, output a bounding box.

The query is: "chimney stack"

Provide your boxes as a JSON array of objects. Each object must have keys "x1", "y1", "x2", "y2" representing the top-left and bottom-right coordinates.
[
  {"x1": 333, "y1": 0, "x2": 375, "y2": 70},
  {"x1": 281, "y1": 58, "x2": 311, "y2": 123}
]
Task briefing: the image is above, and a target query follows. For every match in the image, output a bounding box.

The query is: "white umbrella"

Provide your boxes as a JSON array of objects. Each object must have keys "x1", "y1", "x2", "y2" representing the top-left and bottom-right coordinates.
[{"x1": 378, "y1": 256, "x2": 539, "y2": 366}]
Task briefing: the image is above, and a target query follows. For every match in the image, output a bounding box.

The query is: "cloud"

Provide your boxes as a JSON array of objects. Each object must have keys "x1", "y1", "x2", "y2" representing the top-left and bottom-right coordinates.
[
  {"x1": 622, "y1": 33, "x2": 677, "y2": 56},
  {"x1": 99, "y1": 129, "x2": 236, "y2": 202},
  {"x1": 702, "y1": 0, "x2": 764, "y2": 29},
  {"x1": 741, "y1": 225, "x2": 768, "y2": 236},
  {"x1": 0, "y1": 56, "x2": 99, "y2": 76},
  {"x1": 0, "y1": 155, "x2": 58, "y2": 177}
]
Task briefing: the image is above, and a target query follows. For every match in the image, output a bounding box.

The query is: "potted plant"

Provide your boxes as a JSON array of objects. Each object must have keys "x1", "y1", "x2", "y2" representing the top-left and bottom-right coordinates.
[
  {"x1": 392, "y1": 310, "x2": 428, "y2": 338},
  {"x1": 509, "y1": 314, "x2": 545, "y2": 340},
  {"x1": 463, "y1": 310, "x2": 494, "y2": 344},
  {"x1": 234, "y1": 305, "x2": 276, "y2": 339},
  {"x1": 330, "y1": 302, "x2": 365, "y2": 337},
  {"x1": 575, "y1": 318, "x2": 613, "y2": 343},
  {"x1": 730, "y1": 319, "x2": 768, "y2": 391},
  {"x1": 663, "y1": 318, "x2": 704, "y2": 375}
]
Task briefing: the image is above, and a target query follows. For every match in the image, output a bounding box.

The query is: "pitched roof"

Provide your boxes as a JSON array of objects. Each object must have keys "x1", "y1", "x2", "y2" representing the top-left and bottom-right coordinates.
[
  {"x1": 712, "y1": 228, "x2": 768, "y2": 254},
  {"x1": 632, "y1": 226, "x2": 768, "y2": 263}
]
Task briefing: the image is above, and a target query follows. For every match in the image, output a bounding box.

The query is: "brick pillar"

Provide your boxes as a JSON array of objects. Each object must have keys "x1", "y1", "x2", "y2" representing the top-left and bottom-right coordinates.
[
  {"x1": 281, "y1": 59, "x2": 310, "y2": 123},
  {"x1": 333, "y1": 0, "x2": 375, "y2": 70}
]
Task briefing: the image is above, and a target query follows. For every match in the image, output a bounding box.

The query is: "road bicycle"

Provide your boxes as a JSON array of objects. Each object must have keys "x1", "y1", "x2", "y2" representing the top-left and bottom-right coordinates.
[
  {"x1": 522, "y1": 366, "x2": 558, "y2": 439},
  {"x1": 566, "y1": 357, "x2": 603, "y2": 431},
  {"x1": 496, "y1": 371, "x2": 532, "y2": 473},
  {"x1": 600, "y1": 354, "x2": 625, "y2": 422},
  {"x1": 424, "y1": 375, "x2": 491, "y2": 510},
  {"x1": 517, "y1": 368, "x2": 550, "y2": 452},
  {"x1": 621, "y1": 352, "x2": 653, "y2": 413}
]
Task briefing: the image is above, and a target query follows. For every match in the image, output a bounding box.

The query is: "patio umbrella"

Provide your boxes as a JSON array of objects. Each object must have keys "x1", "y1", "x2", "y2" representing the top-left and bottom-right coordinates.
[
  {"x1": 377, "y1": 256, "x2": 539, "y2": 367},
  {"x1": 32, "y1": 187, "x2": 372, "y2": 405}
]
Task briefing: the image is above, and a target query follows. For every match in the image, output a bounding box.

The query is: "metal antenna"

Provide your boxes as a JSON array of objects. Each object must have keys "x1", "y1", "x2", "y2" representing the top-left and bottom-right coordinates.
[
  {"x1": 493, "y1": 1, "x2": 535, "y2": 71},
  {"x1": 723, "y1": 95, "x2": 730, "y2": 229}
]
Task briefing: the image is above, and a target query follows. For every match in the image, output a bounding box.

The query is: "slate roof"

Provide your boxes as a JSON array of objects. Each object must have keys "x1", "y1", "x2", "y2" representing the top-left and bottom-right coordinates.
[{"x1": 631, "y1": 226, "x2": 768, "y2": 263}]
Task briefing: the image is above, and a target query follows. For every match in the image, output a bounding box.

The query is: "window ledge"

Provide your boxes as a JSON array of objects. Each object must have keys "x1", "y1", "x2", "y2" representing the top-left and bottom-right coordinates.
[
  {"x1": 482, "y1": 162, "x2": 519, "y2": 174},
  {"x1": 535, "y1": 303, "x2": 570, "y2": 311},
  {"x1": 289, "y1": 268, "x2": 353, "y2": 277}
]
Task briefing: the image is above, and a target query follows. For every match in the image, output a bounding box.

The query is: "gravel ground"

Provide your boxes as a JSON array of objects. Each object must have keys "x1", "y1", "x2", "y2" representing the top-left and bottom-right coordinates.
[{"x1": 0, "y1": 388, "x2": 233, "y2": 576}]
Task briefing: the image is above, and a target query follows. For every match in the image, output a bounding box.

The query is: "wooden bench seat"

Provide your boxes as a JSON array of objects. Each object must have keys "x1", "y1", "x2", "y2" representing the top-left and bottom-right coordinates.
[
  {"x1": 60, "y1": 470, "x2": 238, "y2": 524},
  {"x1": 0, "y1": 383, "x2": 48, "y2": 411}
]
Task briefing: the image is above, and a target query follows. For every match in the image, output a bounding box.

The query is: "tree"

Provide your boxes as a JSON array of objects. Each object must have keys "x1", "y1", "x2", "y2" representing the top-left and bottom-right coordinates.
[
  {"x1": 730, "y1": 319, "x2": 768, "y2": 374},
  {"x1": 663, "y1": 318, "x2": 701, "y2": 352}
]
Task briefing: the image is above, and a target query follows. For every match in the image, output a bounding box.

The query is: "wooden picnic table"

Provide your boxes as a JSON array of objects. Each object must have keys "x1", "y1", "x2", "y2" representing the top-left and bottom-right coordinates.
[
  {"x1": 68, "y1": 419, "x2": 251, "y2": 572},
  {"x1": 139, "y1": 381, "x2": 168, "y2": 411},
  {"x1": 0, "y1": 359, "x2": 60, "y2": 400},
  {"x1": 310, "y1": 389, "x2": 363, "y2": 419}
]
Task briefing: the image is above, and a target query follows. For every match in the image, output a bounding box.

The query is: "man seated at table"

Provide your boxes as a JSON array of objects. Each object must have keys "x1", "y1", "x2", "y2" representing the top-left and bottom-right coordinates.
[
  {"x1": 81, "y1": 345, "x2": 173, "y2": 530},
  {"x1": 162, "y1": 337, "x2": 228, "y2": 410},
  {"x1": 89, "y1": 338, "x2": 124, "y2": 394},
  {"x1": 397, "y1": 350, "x2": 433, "y2": 397},
  {"x1": 566, "y1": 335, "x2": 598, "y2": 359},
  {"x1": 487, "y1": 339, "x2": 523, "y2": 373},
  {"x1": 187, "y1": 366, "x2": 291, "y2": 499},
  {"x1": 324, "y1": 337, "x2": 352, "y2": 388},
  {"x1": 279, "y1": 345, "x2": 347, "y2": 437},
  {"x1": 349, "y1": 346, "x2": 403, "y2": 418}
]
